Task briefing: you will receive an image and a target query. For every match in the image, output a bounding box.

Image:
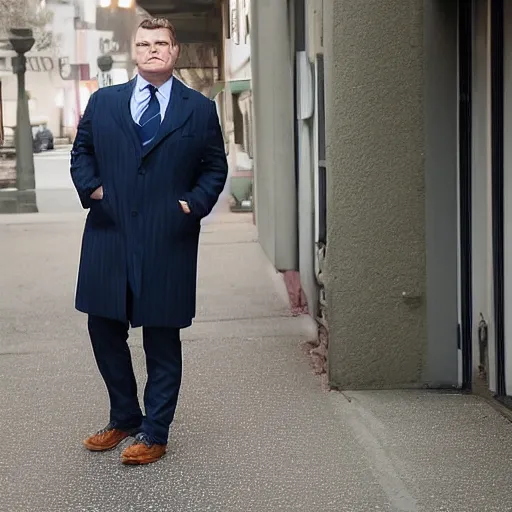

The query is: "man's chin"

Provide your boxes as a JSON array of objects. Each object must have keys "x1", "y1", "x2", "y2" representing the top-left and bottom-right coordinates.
[{"x1": 140, "y1": 65, "x2": 167, "y2": 74}]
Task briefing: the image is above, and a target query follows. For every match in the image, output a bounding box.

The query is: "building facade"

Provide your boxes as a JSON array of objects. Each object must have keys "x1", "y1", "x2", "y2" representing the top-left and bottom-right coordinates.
[
  {"x1": 0, "y1": 0, "x2": 138, "y2": 143},
  {"x1": 223, "y1": 0, "x2": 253, "y2": 211},
  {"x1": 249, "y1": 0, "x2": 512, "y2": 404},
  {"x1": 0, "y1": 0, "x2": 80, "y2": 140}
]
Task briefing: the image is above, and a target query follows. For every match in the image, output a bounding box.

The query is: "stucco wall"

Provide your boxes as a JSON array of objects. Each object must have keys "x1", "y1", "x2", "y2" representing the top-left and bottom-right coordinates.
[{"x1": 324, "y1": 0, "x2": 428, "y2": 388}]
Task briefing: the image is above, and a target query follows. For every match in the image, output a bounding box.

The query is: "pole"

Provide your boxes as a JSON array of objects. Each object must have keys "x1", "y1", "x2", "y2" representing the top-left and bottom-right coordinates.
[
  {"x1": 7, "y1": 28, "x2": 37, "y2": 213},
  {"x1": 12, "y1": 54, "x2": 35, "y2": 191},
  {"x1": 97, "y1": 55, "x2": 114, "y2": 88}
]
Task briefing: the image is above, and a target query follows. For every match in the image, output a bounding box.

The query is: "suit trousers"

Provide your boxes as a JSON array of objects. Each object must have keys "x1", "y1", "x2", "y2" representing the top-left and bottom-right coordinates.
[{"x1": 87, "y1": 300, "x2": 182, "y2": 445}]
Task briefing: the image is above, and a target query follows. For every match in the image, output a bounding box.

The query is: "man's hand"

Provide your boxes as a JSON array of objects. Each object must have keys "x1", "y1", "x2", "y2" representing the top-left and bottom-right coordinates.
[
  {"x1": 90, "y1": 186, "x2": 103, "y2": 200},
  {"x1": 179, "y1": 200, "x2": 191, "y2": 214}
]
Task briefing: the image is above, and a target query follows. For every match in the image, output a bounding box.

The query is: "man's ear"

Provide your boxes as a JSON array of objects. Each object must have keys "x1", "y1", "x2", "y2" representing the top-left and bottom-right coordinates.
[{"x1": 172, "y1": 43, "x2": 181, "y2": 60}]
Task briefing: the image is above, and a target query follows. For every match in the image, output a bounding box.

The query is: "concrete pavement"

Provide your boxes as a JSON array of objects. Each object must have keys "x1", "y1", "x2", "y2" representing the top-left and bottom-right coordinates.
[
  {"x1": 0, "y1": 193, "x2": 511, "y2": 510},
  {"x1": 32, "y1": 146, "x2": 85, "y2": 214}
]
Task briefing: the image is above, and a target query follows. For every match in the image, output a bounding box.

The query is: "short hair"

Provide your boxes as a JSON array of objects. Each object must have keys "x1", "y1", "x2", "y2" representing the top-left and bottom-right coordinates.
[{"x1": 137, "y1": 18, "x2": 178, "y2": 45}]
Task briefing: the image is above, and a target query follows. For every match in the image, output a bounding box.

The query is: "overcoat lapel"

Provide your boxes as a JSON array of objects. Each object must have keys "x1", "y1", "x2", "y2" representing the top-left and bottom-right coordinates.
[{"x1": 114, "y1": 78, "x2": 142, "y2": 163}]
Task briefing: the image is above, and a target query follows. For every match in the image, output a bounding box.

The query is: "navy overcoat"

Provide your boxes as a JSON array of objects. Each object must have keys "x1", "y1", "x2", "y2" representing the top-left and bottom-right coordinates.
[{"x1": 70, "y1": 78, "x2": 228, "y2": 328}]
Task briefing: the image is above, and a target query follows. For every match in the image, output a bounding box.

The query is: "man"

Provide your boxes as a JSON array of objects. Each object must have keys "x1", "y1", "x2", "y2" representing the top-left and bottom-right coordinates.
[{"x1": 70, "y1": 18, "x2": 227, "y2": 465}]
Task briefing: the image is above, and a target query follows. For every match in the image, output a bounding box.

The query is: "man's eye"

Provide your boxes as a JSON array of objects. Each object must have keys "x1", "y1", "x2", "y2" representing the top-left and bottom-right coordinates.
[{"x1": 156, "y1": 42, "x2": 169, "y2": 47}]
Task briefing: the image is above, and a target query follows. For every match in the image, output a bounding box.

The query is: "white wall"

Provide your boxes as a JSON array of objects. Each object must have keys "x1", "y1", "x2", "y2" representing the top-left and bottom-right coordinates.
[
  {"x1": 250, "y1": 0, "x2": 297, "y2": 269},
  {"x1": 1, "y1": 71, "x2": 72, "y2": 136},
  {"x1": 80, "y1": 0, "x2": 97, "y2": 25},
  {"x1": 0, "y1": 2, "x2": 78, "y2": 136}
]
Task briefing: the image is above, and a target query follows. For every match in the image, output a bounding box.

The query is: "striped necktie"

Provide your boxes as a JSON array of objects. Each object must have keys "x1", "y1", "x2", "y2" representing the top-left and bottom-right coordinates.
[{"x1": 138, "y1": 85, "x2": 161, "y2": 146}]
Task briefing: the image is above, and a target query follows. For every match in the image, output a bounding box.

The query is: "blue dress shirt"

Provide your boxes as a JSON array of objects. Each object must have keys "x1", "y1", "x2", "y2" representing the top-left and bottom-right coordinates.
[{"x1": 130, "y1": 74, "x2": 173, "y2": 124}]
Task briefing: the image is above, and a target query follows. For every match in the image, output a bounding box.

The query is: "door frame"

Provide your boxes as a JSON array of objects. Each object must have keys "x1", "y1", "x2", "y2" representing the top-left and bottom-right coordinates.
[
  {"x1": 458, "y1": 0, "x2": 474, "y2": 390},
  {"x1": 490, "y1": 0, "x2": 507, "y2": 398}
]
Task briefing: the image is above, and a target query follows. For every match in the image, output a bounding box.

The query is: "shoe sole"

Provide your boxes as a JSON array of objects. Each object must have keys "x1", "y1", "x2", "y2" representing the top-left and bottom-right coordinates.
[
  {"x1": 83, "y1": 438, "x2": 128, "y2": 452},
  {"x1": 121, "y1": 454, "x2": 166, "y2": 465}
]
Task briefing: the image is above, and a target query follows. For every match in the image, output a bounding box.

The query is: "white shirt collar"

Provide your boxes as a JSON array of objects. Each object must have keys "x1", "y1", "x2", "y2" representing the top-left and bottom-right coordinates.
[{"x1": 135, "y1": 74, "x2": 174, "y2": 100}]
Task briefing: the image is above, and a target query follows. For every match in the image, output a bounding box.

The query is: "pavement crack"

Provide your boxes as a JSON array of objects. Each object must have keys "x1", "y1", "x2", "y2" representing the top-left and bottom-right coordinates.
[
  {"x1": 199, "y1": 240, "x2": 259, "y2": 246},
  {"x1": 192, "y1": 313, "x2": 294, "y2": 323},
  {"x1": 0, "y1": 351, "x2": 37, "y2": 357}
]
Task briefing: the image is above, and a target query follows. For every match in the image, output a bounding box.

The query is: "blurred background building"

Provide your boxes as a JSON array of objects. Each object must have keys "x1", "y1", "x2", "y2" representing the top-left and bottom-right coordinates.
[{"x1": 0, "y1": 0, "x2": 137, "y2": 143}]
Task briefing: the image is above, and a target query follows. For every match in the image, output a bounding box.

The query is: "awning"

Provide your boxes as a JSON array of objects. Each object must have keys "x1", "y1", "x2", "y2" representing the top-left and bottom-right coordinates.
[{"x1": 230, "y1": 79, "x2": 251, "y2": 94}]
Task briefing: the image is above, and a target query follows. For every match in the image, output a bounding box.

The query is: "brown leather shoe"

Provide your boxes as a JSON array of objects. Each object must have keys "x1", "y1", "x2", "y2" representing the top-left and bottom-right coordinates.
[
  {"x1": 121, "y1": 433, "x2": 167, "y2": 465},
  {"x1": 83, "y1": 422, "x2": 134, "y2": 452}
]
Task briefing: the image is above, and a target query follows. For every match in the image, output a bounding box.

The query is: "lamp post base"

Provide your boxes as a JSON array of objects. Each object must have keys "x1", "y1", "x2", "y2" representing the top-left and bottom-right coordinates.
[{"x1": 0, "y1": 189, "x2": 38, "y2": 214}]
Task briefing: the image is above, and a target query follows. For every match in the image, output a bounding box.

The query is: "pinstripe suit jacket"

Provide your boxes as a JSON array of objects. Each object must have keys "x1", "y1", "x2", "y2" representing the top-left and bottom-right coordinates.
[{"x1": 70, "y1": 78, "x2": 228, "y2": 328}]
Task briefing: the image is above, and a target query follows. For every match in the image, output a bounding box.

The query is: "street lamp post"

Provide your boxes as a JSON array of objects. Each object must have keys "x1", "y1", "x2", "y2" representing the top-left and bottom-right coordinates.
[
  {"x1": 97, "y1": 55, "x2": 114, "y2": 88},
  {"x1": 9, "y1": 28, "x2": 37, "y2": 213}
]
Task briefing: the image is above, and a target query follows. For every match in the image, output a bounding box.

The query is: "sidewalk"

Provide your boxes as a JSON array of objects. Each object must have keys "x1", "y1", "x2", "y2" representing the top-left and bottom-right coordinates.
[{"x1": 0, "y1": 207, "x2": 511, "y2": 512}]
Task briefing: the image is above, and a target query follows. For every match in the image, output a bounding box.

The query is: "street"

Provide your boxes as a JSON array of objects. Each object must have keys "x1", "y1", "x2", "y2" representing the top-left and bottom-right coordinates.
[
  {"x1": 33, "y1": 146, "x2": 84, "y2": 215},
  {"x1": 0, "y1": 154, "x2": 511, "y2": 511},
  {"x1": 34, "y1": 146, "x2": 74, "y2": 189}
]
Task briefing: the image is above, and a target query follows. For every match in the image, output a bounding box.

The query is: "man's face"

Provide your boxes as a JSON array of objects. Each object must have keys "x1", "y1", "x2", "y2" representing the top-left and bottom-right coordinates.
[{"x1": 135, "y1": 27, "x2": 179, "y2": 76}]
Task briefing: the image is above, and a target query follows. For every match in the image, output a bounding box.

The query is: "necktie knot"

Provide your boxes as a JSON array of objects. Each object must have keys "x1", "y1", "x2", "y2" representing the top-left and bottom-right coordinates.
[{"x1": 147, "y1": 85, "x2": 158, "y2": 97}]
